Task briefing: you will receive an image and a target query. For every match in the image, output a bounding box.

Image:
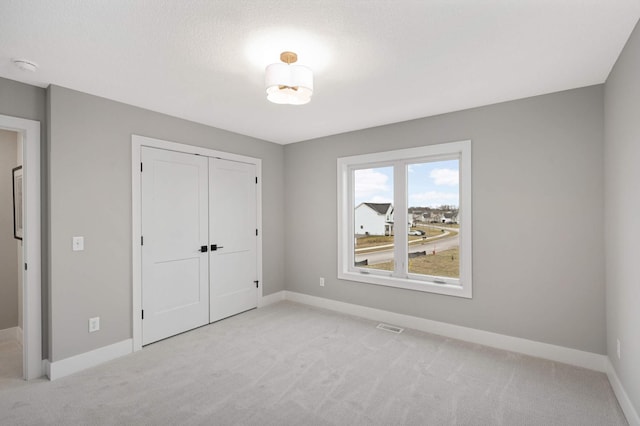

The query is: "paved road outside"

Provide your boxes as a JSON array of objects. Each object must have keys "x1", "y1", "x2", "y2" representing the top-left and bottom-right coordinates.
[{"x1": 355, "y1": 234, "x2": 459, "y2": 265}]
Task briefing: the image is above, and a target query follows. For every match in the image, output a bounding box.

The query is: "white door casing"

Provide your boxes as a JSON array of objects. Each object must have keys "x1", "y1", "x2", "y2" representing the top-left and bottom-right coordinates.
[
  {"x1": 141, "y1": 147, "x2": 209, "y2": 345},
  {"x1": 209, "y1": 158, "x2": 258, "y2": 323}
]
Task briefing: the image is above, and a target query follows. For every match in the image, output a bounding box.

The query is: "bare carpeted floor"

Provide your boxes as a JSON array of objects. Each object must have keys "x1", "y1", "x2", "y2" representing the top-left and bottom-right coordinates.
[
  {"x1": 0, "y1": 301, "x2": 627, "y2": 425},
  {"x1": 0, "y1": 339, "x2": 23, "y2": 389}
]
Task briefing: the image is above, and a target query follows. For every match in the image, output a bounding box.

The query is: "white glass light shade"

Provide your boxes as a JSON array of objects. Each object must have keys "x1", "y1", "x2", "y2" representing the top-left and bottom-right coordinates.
[{"x1": 265, "y1": 62, "x2": 313, "y2": 105}]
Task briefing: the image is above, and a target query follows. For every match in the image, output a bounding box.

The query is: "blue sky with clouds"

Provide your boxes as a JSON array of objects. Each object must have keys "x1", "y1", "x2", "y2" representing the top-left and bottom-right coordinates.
[{"x1": 354, "y1": 159, "x2": 459, "y2": 208}]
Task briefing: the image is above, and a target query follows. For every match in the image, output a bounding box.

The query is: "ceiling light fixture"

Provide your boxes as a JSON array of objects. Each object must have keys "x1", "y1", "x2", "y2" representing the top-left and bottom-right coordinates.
[{"x1": 265, "y1": 51, "x2": 313, "y2": 105}]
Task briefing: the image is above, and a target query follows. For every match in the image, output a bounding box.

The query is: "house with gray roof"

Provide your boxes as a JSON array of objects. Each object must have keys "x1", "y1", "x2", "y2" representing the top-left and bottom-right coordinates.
[{"x1": 354, "y1": 202, "x2": 394, "y2": 236}]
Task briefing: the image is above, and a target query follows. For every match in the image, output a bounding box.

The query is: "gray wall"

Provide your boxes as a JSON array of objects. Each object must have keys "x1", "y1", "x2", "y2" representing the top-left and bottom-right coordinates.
[
  {"x1": 0, "y1": 77, "x2": 46, "y2": 123},
  {"x1": 0, "y1": 130, "x2": 18, "y2": 330},
  {"x1": 284, "y1": 86, "x2": 606, "y2": 354},
  {"x1": 0, "y1": 77, "x2": 47, "y2": 355},
  {"x1": 604, "y1": 20, "x2": 640, "y2": 414},
  {"x1": 47, "y1": 85, "x2": 285, "y2": 361}
]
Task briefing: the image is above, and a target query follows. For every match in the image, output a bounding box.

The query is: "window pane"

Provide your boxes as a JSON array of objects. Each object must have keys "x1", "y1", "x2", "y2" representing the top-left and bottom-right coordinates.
[
  {"x1": 353, "y1": 167, "x2": 394, "y2": 271},
  {"x1": 407, "y1": 160, "x2": 459, "y2": 279}
]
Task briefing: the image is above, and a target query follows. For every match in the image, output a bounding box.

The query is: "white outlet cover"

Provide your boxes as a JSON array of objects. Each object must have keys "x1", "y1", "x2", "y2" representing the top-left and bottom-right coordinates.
[
  {"x1": 89, "y1": 317, "x2": 100, "y2": 332},
  {"x1": 72, "y1": 236, "x2": 84, "y2": 251}
]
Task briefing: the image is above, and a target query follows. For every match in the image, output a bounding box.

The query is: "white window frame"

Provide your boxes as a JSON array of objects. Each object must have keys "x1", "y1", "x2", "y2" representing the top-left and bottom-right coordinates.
[{"x1": 337, "y1": 140, "x2": 472, "y2": 298}]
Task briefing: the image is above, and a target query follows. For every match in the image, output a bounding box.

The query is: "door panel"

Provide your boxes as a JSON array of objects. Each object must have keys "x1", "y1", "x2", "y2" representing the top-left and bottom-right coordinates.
[
  {"x1": 209, "y1": 158, "x2": 257, "y2": 322},
  {"x1": 141, "y1": 147, "x2": 209, "y2": 345}
]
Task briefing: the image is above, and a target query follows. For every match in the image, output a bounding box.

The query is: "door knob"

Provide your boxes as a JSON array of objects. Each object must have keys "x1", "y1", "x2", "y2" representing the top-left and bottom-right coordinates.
[
  {"x1": 211, "y1": 244, "x2": 224, "y2": 251},
  {"x1": 200, "y1": 245, "x2": 208, "y2": 252}
]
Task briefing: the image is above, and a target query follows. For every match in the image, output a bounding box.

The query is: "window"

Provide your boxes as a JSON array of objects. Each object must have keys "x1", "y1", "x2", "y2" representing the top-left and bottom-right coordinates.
[{"x1": 337, "y1": 140, "x2": 472, "y2": 298}]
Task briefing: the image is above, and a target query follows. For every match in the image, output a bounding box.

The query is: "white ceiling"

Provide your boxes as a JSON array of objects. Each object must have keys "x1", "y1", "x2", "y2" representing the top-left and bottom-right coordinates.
[{"x1": 1, "y1": 1, "x2": 638, "y2": 144}]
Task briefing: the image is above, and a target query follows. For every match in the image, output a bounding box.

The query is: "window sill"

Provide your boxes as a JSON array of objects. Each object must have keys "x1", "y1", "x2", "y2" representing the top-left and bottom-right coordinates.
[{"x1": 338, "y1": 270, "x2": 472, "y2": 298}]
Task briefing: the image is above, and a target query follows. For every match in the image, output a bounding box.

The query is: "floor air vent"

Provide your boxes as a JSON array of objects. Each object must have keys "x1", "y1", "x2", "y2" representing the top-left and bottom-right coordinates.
[{"x1": 376, "y1": 323, "x2": 404, "y2": 334}]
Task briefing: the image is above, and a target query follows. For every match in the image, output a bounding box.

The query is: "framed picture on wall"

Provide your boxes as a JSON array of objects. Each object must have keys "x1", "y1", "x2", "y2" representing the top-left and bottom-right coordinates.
[{"x1": 13, "y1": 165, "x2": 23, "y2": 240}]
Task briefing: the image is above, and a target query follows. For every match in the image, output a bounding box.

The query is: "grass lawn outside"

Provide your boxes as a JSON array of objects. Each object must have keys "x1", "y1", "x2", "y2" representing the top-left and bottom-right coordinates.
[{"x1": 356, "y1": 226, "x2": 455, "y2": 249}]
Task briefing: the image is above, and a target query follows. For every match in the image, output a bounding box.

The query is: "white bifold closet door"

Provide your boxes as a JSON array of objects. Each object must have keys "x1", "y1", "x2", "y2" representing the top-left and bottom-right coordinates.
[{"x1": 141, "y1": 147, "x2": 258, "y2": 345}]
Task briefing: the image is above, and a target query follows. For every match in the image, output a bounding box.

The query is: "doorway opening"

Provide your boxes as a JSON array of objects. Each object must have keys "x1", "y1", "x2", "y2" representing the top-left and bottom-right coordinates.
[
  {"x1": 0, "y1": 129, "x2": 22, "y2": 383},
  {"x1": 0, "y1": 114, "x2": 42, "y2": 380}
]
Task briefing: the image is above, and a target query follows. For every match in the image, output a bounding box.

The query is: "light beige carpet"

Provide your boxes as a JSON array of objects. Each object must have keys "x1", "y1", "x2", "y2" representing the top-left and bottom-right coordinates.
[
  {"x1": 0, "y1": 339, "x2": 23, "y2": 389},
  {"x1": 0, "y1": 301, "x2": 627, "y2": 425}
]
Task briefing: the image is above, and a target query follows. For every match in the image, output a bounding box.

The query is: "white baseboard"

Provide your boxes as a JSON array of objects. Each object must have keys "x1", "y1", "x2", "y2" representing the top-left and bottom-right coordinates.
[
  {"x1": 607, "y1": 358, "x2": 640, "y2": 426},
  {"x1": 48, "y1": 339, "x2": 133, "y2": 380},
  {"x1": 284, "y1": 291, "x2": 607, "y2": 373},
  {"x1": 259, "y1": 290, "x2": 285, "y2": 307},
  {"x1": 0, "y1": 326, "x2": 19, "y2": 343},
  {"x1": 16, "y1": 327, "x2": 23, "y2": 346}
]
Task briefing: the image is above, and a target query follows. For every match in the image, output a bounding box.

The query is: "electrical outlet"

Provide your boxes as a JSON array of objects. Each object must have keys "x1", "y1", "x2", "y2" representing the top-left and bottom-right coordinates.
[
  {"x1": 72, "y1": 236, "x2": 84, "y2": 251},
  {"x1": 617, "y1": 338, "x2": 621, "y2": 359},
  {"x1": 89, "y1": 317, "x2": 100, "y2": 333},
  {"x1": 319, "y1": 277, "x2": 325, "y2": 287}
]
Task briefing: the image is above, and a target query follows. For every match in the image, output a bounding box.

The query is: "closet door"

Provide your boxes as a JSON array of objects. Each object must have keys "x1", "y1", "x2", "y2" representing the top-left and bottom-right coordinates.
[
  {"x1": 141, "y1": 147, "x2": 209, "y2": 345},
  {"x1": 209, "y1": 158, "x2": 258, "y2": 322}
]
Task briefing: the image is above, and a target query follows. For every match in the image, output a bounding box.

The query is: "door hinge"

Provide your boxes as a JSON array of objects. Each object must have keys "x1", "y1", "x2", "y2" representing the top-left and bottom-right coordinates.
[
  {"x1": 254, "y1": 280, "x2": 259, "y2": 288},
  {"x1": 256, "y1": 229, "x2": 258, "y2": 236},
  {"x1": 255, "y1": 177, "x2": 258, "y2": 184},
  {"x1": 141, "y1": 236, "x2": 144, "y2": 245},
  {"x1": 141, "y1": 310, "x2": 144, "y2": 320},
  {"x1": 140, "y1": 162, "x2": 143, "y2": 172},
  {"x1": 24, "y1": 263, "x2": 27, "y2": 271}
]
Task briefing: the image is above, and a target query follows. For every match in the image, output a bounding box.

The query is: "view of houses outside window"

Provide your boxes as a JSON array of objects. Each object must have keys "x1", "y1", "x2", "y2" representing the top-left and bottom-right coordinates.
[
  {"x1": 406, "y1": 160, "x2": 459, "y2": 279},
  {"x1": 353, "y1": 166, "x2": 394, "y2": 272},
  {"x1": 353, "y1": 160, "x2": 460, "y2": 279}
]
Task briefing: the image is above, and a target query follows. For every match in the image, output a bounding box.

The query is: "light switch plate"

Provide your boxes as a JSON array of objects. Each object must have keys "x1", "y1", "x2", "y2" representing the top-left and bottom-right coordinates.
[{"x1": 72, "y1": 236, "x2": 84, "y2": 251}]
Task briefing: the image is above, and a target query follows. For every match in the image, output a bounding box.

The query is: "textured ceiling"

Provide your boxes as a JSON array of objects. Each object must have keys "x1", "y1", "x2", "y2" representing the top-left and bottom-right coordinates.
[{"x1": 1, "y1": 1, "x2": 639, "y2": 144}]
